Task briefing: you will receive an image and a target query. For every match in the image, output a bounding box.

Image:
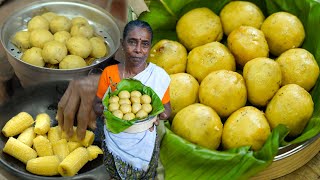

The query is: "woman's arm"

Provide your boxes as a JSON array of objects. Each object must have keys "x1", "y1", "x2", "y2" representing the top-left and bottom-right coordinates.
[
  {"x1": 56, "y1": 74, "x2": 100, "y2": 139},
  {"x1": 149, "y1": 102, "x2": 171, "y2": 132},
  {"x1": 159, "y1": 102, "x2": 171, "y2": 120}
]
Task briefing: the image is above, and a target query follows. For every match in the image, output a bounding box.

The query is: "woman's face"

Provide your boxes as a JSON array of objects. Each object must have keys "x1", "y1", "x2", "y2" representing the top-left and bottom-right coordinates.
[{"x1": 122, "y1": 27, "x2": 152, "y2": 65}]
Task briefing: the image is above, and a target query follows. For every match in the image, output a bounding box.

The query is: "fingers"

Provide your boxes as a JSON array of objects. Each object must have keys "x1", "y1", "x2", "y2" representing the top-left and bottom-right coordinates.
[
  {"x1": 149, "y1": 125, "x2": 154, "y2": 132},
  {"x1": 63, "y1": 88, "x2": 80, "y2": 137},
  {"x1": 88, "y1": 109, "x2": 97, "y2": 130},
  {"x1": 93, "y1": 101, "x2": 103, "y2": 116},
  {"x1": 159, "y1": 112, "x2": 168, "y2": 120},
  {"x1": 57, "y1": 76, "x2": 100, "y2": 139},
  {"x1": 149, "y1": 117, "x2": 160, "y2": 132},
  {"x1": 56, "y1": 106, "x2": 64, "y2": 129},
  {"x1": 154, "y1": 119, "x2": 160, "y2": 126},
  {"x1": 76, "y1": 98, "x2": 91, "y2": 140},
  {"x1": 56, "y1": 83, "x2": 73, "y2": 129}
]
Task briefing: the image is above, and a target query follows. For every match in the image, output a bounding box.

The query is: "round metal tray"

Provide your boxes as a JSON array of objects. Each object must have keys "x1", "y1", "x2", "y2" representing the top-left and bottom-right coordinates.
[
  {"x1": 252, "y1": 134, "x2": 320, "y2": 179},
  {"x1": 0, "y1": 81, "x2": 107, "y2": 179},
  {"x1": 0, "y1": 0, "x2": 121, "y2": 87}
]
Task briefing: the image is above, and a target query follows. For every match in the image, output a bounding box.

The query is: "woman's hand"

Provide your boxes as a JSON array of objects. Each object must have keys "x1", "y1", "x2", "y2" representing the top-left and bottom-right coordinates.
[
  {"x1": 56, "y1": 74, "x2": 100, "y2": 140},
  {"x1": 149, "y1": 102, "x2": 171, "y2": 132},
  {"x1": 93, "y1": 96, "x2": 104, "y2": 116},
  {"x1": 159, "y1": 102, "x2": 171, "y2": 120}
]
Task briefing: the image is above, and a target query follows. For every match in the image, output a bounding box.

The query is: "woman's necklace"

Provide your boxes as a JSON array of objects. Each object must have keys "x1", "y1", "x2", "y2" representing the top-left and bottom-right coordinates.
[{"x1": 122, "y1": 62, "x2": 148, "y2": 79}]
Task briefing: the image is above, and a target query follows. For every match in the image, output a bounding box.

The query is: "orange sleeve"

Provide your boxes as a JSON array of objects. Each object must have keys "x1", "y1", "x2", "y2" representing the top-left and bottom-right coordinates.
[
  {"x1": 96, "y1": 65, "x2": 121, "y2": 99},
  {"x1": 162, "y1": 87, "x2": 170, "y2": 104}
]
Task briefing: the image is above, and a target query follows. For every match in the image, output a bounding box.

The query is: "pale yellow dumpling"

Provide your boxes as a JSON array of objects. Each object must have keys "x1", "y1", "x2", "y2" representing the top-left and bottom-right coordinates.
[
  {"x1": 199, "y1": 70, "x2": 247, "y2": 118},
  {"x1": 140, "y1": 94, "x2": 151, "y2": 104},
  {"x1": 176, "y1": 7, "x2": 223, "y2": 50},
  {"x1": 66, "y1": 36, "x2": 92, "y2": 58},
  {"x1": 276, "y1": 48, "x2": 320, "y2": 91},
  {"x1": 109, "y1": 103, "x2": 120, "y2": 112},
  {"x1": 130, "y1": 96, "x2": 140, "y2": 104},
  {"x1": 123, "y1": 113, "x2": 135, "y2": 121},
  {"x1": 227, "y1": 26, "x2": 269, "y2": 67},
  {"x1": 71, "y1": 17, "x2": 90, "y2": 26},
  {"x1": 119, "y1": 98, "x2": 131, "y2": 105},
  {"x1": 243, "y1": 57, "x2": 282, "y2": 107},
  {"x1": 220, "y1": 1, "x2": 265, "y2": 35},
  {"x1": 112, "y1": 110, "x2": 123, "y2": 119},
  {"x1": 50, "y1": 16, "x2": 72, "y2": 34},
  {"x1": 27, "y1": 16, "x2": 49, "y2": 32},
  {"x1": 70, "y1": 24, "x2": 94, "y2": 38},
  {"x1": 41, "y1": 12, "x2": 58, "y2": 23},
  {"x1": 135, "y1": 110, "x2": 148, "y2": 119},
  {"x1": 120, "y1": 104, "x2": 132, "y2": 114},
  {"x1": 172, "y1": 103, "x2": 223, "y2": 150},
  {"x1": 29, "y1": 29, "x2": 54, "y2": 48},
  {"x1": 89, "y1": 37, "x2": 108, "y2": 58},
  {"x1": 11, "y1": 31, "x2": 31, "y2": 51},
  {"x1": 118, "y1": 90, "x2": 130, "y2": 99},
  {"x1": 109, "y1": 96, "x2": 120, "y2": 103},
  {"x1": 186, "y1": 41, "x2": 236, "y2": 82},
  {"x1": 42, "y1": 40, "x2": 68, "y2": 64},
  {"x1": 130, "y1": 90, "x2": 142, "y2": 98},
  {"x1": 59, "y1": 55, "x2": 87, "y2": 69},
  {"x1": 54, "y1": 31, "x2": 71, "y2": 44},
  {"x1": 169, "y1": 73, "x2": 200, "y2": 119},
  {"x1": 148, "y1": 39, "x2": 187, "y2": 74},
  {"x1": 141, "y1": 104, "x2": 152, "y2": 114},
  {"x1": 131, "y1": 103, "x2": 142, "y2": 114},
  {"x1": 21, "y1": 47, "x2": 45, "y2": 67},
  {"x1": 222, "y1": 106, "x2": 271, "y2": 151},
  {"x1": 261, "y1": 12, "x2": 305, "y2": 56},
  {"x1": 266, "y1": 84, "x2": 313, "y2": 137}
]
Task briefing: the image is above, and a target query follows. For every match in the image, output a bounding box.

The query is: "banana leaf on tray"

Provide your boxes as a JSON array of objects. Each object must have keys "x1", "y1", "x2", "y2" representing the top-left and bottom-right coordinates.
[
  {"x1": 138, "y1": 0, "x2": 320, "y2": 179},
  {"x1": 103, "y1": 79, "x2": 164, "y2": 133}
]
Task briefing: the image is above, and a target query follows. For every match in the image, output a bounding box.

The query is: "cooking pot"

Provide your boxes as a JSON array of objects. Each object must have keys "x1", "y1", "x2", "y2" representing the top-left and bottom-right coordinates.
[
  {"x1": 0, "y1": 81, "x2": 109, "y2": 179},
  {"x1": 0, "y1": 0, "x2": 121, "y2": 87}
]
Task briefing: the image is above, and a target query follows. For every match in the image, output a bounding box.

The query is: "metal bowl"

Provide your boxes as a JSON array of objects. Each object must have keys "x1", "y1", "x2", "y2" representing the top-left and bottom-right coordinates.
[
  {"x1": 0, "y1": 81, "x2": 108, "y2": 179},
  {"x1": 0, "y1": 0, "x2": 120, "y2": 87}
]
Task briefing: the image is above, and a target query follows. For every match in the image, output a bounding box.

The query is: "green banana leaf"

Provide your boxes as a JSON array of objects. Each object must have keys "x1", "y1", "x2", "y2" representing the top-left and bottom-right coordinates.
[
  {"x1": 138, "y1": 0, "x2": 320, "y2": 179},
  {"x1": 161, "y1": 124, "x2": 288, "y2": 180},
  {"x1": 102, "y1": 79, "x2": 164, "y2": 133}
]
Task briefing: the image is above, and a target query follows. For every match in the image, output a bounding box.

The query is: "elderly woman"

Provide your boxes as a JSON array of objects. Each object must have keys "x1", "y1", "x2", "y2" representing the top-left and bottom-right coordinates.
[
  {"x1": 58, "y1": 19, "x2": 170, "y2": 179},
  {"x1": 92, "y1": 20, "x2": 171, "y2": 179}
]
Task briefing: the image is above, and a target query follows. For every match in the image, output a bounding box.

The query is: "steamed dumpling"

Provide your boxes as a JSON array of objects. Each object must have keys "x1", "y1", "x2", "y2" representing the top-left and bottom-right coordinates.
[
  {"x1": 70, "y1": 24, "x2": 94, "y2": 38},
  {"x1": 42, "y1": 40, "x2": 68, "y2": 64},
  {"x1": 59, "y1": 55, "x2": 87, "y2": 69},
  {"x1": 27, "y1": 15, "x2": 49, "y2": 32},
  {"x1": 90, "y1": 37, "x2": 108, "y2": 58},
  {"x1": 66, "y1": 36, "x2": 92, "y2": 58},
  {"x1": 50, "y1": 16, "x2": 72, "y2": 33},
  {"x1": 21, "y1": 47, "x2": 45, "y2": 67},
  {"x1": 29, "y1": 29, "x2": 54, "y2": 48},
  {"x1": 54, "y1": 31, "x2": 71, "y2": 44},
  {"x1": 11, "y1": 31, "x2": 31, "y2": 51}
]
